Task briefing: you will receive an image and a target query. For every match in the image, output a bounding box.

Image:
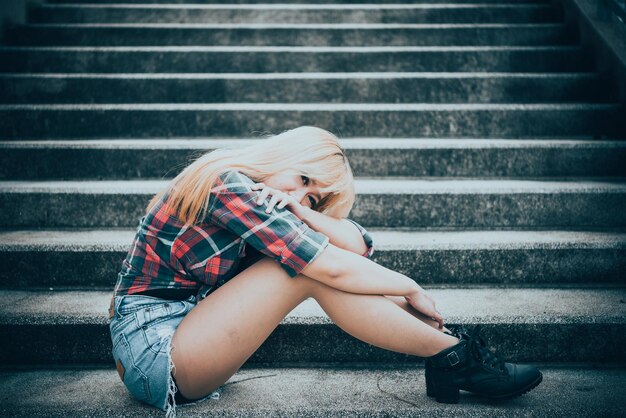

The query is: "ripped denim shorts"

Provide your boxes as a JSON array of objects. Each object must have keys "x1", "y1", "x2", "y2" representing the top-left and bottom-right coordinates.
[{"x1": 109, "y1": 294, "x2": 222, "y2": 417}]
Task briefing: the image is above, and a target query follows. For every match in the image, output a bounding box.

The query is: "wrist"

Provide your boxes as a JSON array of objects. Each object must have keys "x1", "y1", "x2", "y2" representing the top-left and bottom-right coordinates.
[
  {"x1": 299, "y1": 205, "x2": 314, "y2": 223},
  {"x1": 405, "y1": 283, "x2": 422, "y2": 300}
]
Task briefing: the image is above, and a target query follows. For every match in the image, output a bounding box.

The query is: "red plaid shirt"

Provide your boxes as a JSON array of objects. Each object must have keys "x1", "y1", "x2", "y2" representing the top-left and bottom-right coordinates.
[{"x1": 110, "y1": 169, "x2": 374, "y2": 305}]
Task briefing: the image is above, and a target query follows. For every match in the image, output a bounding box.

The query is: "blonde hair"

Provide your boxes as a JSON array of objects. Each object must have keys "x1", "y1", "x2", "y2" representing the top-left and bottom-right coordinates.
[{"x1": 147, "y1": 126, "x2": 356, "y2": 225}]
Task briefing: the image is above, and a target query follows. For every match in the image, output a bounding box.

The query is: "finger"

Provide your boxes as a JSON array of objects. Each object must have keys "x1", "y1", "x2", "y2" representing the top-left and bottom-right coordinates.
[
  {"x1": 257, "y1": 187, "x2": 271, "y2": 205},
  {"x1": 265, "y1": 193, "x2": 281, "y2": 213},
  {"x1": 436, "y1": 313, "x2": 444, "y2": 329},
  {"x1": 277, "y1": 197, "x2": 290, "y2": 209}
]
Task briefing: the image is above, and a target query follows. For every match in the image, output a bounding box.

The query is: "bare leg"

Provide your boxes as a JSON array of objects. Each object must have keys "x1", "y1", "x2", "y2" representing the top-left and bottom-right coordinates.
[
  {"x1": 171, "y1": 257, "x2": 459, "y2": 400},
  {"x1": 385, "y1": 295, "x2": 454, "y2": 334},
  {"x1": 308, "y1": 282, "x2": 459, "y2": 358}
]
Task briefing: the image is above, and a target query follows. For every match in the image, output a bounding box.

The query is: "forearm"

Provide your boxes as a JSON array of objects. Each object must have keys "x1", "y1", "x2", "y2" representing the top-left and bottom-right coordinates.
[
  {"x1": 307, "y1": 244, "x2": 421, "y2": 297},
  {"x1": 336, "y1": 250, "x2": 421, "y2": 296},
  {"x1": 300, "y1": 206, "x2": 368, "y2": 256}
]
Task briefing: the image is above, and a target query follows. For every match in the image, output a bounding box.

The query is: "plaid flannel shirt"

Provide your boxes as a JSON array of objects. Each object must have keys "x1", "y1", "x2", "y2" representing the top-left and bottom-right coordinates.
[{"x1": 110, "y1": 169, "x2": 374, "y2": 306}]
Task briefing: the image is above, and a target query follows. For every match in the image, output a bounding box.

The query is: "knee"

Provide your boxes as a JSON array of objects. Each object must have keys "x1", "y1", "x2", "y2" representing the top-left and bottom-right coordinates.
[{"x1": 247, "y1": 256, "x2": 318, "y2": 298}]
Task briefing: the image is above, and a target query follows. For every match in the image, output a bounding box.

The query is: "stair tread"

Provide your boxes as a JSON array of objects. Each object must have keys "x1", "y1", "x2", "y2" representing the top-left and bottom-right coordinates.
[
  {"x1": 2, "y1": 228, "x2": 626, "y2": 250},
  {"x1": 0, "y1": 72, "x2": 599, "y2": 78},
  {"x1": 4, "y1": 137, "x2": 625, "y2": 149},
  {"x1": 0, "y1": 45, "x2": 581, "y2": 51},
  {"x1": 0, "y1": 364, "x2": 624, "y2": 416},
  {"x1": 34, "y1": 4, "x2": 557, "y2": 9},
  {"x1": 1, "y1": 103, "x2": 619, "y2": 110},
  {"x1": 1, "y1": 287, "x2": 625, "y2": 325},
  {"x1": 3, "y1": 178, "x2": 626, "y2": 194},
  {"x1": 22, "y1": 22, "x2": 567, "y2": 28}
]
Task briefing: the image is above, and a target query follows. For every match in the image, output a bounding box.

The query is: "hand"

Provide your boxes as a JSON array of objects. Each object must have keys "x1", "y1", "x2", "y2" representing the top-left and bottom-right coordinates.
[
  {"x1": 250, "y1": 182, "x2": 310, "y2": 220},
  {"x1": 404, "y1": 288, "x2": 444, "y2": 330}
]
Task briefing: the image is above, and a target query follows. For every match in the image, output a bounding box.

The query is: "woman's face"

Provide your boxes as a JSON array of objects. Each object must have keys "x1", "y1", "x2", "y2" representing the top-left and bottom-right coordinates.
[{"x1": 263, "y1": 172, "x2": 326, "y2": 209}]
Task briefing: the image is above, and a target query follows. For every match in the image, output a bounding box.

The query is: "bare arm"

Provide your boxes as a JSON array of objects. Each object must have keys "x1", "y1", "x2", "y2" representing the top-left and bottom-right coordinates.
[
  {"x1": 301, "y1": 244, "x2": 444, "y2": 328},
  {"x1": 301, "y1": 243, "x2": 421, "y2": 297}
]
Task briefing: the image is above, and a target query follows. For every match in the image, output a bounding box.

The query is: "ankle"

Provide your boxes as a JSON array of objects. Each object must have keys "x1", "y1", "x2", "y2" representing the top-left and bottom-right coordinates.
[{"x1": 426, "y1": 334, "x2": 461, "y2": 357}]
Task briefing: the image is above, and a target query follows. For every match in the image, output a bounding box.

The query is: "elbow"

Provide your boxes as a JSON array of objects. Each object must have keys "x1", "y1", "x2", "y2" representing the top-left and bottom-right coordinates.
[
  {"x1": 301, "y1": 243, "x2": 350, "y2": 285},
  {"x1": 323, "y1": 244, "x2": 356, "y2": 281}
]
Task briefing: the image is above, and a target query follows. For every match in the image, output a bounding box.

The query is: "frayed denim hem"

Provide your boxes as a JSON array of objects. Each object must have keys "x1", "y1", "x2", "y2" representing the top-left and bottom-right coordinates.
[
  {"x1": 163, "y1": 334, "x2": 222, "y2": 418},
  {"x1": 164, "y1": 334, "x2": 178, "y2": 418}
]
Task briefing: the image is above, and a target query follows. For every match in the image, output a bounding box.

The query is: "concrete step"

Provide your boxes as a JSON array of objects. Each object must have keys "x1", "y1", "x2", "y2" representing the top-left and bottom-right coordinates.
[
  {"x1": 1, "y1": 103, "x2": 622, "y2": 139},
  {"x1": 2, "y1": 178, "x2": 626, "y2": 228},
  {"x1": 0, "y1": 72, "x2": 606, "y2": 104},
  {"x1": 7, "y1": 23, "x2": 575, "y2": 47},
  {"x1": 1, "y1": 229, "x2": 624, "y2": 286},
  {"x1": 47, "y1": 0, "x2": 553, "y2": 4},
  {"x1": 1, "y1": 364, "x2": 624, "y2": 417},
  {"x1": 28, "y1": 4, "x2": 561, "y2": 25},
  {"x1": 1, "y1": 287, "x2": 625, "y2": 364},
  {"x1": 3, "y1": 138, "x2": 626, "y2": 180},
  {"x1": 0, "y1": 46, "x2": 591, "y2": 73}
]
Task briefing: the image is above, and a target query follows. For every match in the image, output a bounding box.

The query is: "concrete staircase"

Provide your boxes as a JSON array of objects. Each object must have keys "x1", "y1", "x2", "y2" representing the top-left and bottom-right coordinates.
[{"x1": 1, "y1": 0, "x2": 625, "y2": 416}]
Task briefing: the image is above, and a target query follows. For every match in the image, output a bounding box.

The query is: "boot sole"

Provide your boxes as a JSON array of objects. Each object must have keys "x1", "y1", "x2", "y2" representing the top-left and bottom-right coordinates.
[
  {"x1": 428, "y1": 371, "x2": 543, "y2": 402},
  {"x1": 470, "y1": 371, "x2": 544, "y2": 401}
]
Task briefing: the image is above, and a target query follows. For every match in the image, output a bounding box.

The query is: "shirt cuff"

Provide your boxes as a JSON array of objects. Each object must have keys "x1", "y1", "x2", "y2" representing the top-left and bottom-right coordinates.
[
  {"x1": 279, "y1": 224, "x2": 330, "y2": 277},
  {"x1": 345, "y1": 218, "x2": 375, "y2": 258}
]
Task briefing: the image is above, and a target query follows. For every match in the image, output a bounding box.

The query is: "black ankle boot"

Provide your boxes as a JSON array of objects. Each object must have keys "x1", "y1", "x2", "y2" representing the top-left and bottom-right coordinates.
[
  {"x1": 425, "y1": 325, "x2": 543, "y2": 403},
  {"x1": 425, "y1": 324, "x2": 470, "y2": 397}
]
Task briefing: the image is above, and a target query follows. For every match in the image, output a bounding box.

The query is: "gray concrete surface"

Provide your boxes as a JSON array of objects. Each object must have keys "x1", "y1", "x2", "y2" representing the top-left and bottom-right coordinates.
[
  {"x1": 1, "y1": 228, "x2": 625, "y2": 286},
  {"x1": 0, "y1": 46, "x2": 591, "y2": 73},
  {"x1": 2, "y1": 138, "x2": 626, "y2": 179},
  {"x1": 2, "y1": 178, "x2": 626, "y2": 227},
  {"x1": 1, "y1": 102, "x2": 621, "y2": 139},
  {"x1": 0, "y1": 365, "x2": 624, "y2": 417},
  {"x1": 44, "y1": 0, "x2": 553, "y2": 3},
  {"x1": 7, "y1": 23, "x2": 572, "y2": 47},
  {"x1": 28, "y1": 4, "x2": 559, "y2": 25},
  {"x1": 0, "y1": 72, "x2": 602, "y2": 103},
  {"x1": 0, "y1": 288, "x2": 625, "y2": 363}
]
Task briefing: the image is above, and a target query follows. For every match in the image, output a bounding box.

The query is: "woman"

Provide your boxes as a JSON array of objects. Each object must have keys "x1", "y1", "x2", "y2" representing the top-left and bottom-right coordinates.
[{"x1": 108, "y1": 126, "x2": 542, "y2": 417}]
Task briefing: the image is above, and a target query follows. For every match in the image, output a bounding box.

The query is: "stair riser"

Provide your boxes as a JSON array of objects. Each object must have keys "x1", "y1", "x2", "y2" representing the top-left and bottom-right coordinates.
[
  {"x1": 8, "y1": 25, "x2": 574, "y2": 47},
  {"x1": 0, "y1": 75, "x2": 603, "y2": 104},
  {"x1": 3, "y1": 191, "x2": 625, "y2": 228},
  {"x1": 1, "y1": 106, "x2": 621, "y2": 139},
  {"x1": 0, "y1": 322, "x2": 623, "y2": 364},
  {"x1": 3, "y1": 144, "x2": 626, "y2": 179},
  {"x1": 0, "y1": 48, "x2": 590, "y2": 73},
  {"x1": 46, "y1": 0, "x2": 553, "y2": 4},
  {"x1": 2, "y1": 246, "x2": 625, "y2": 287},
  {"x1": 29, "y1": 6, "x2": 560, "y2": 25}
]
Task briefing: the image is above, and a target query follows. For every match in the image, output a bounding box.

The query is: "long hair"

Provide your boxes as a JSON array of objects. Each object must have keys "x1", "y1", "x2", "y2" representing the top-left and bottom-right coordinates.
[{"x1": 146, "y1": 126, "x2": 356, "y2": 225}]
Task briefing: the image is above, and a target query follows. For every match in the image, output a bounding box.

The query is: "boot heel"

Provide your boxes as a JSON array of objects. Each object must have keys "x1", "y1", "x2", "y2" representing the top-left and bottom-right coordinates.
[
  {"x1": 434, "y1": 385, "x2": 460, "y2": 404},
  {"x1": 425, "y1": 364, "x2": 434, "y2": 397},
  {"x1": 429, "y1": 367, "x2": 460, "y2": 403}
]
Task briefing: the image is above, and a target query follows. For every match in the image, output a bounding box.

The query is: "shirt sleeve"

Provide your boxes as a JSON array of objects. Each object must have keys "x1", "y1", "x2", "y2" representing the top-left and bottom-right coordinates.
[
  {"x1": 344, "y1": 218, "x2": 375, "y2": 258},
  {"x1": 204, "y1": 169, "x2": 330, "y2": 278}
]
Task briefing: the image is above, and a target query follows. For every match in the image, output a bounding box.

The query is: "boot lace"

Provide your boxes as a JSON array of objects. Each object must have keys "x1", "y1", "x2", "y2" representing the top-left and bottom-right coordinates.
[{"x1": 469, "y1": 325, "x2": 507, "y2": 373}]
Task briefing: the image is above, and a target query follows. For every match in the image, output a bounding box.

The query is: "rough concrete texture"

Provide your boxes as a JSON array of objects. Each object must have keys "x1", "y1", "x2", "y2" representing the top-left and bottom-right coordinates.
[
  {"x1": 1, "y1": 103, "x2": 622, "y2": 139},
  {"x1": 2, "y1": 138, "x2": 626, "y2": 179},
  {"x1": 46, "y1": 0, "x2": 553, "y2": 3},
  {"x1": 29, "y1": 4, "x2": 559, "y2": 25},
  {"x1": 1, "y1": 178, "x2": 626, "y2": 227},
  {"x1": 8, "y1": 23, "x2": 572, "y2": 47},
  {"x1": 0, "y1": 72, "x2": 604, "y2": 103},
  {"x1": 0, "y1": 288, "x2": 625, "y2": 363},
  {"x1": 1, "y1": 229, "x2": 625, "y2": 286},
  {"x1": 0, "y1": 46, "x2": 591, "y2": 73},
  {"x1": 0, "y1": 365, "x2": 625, "y2": 417}
]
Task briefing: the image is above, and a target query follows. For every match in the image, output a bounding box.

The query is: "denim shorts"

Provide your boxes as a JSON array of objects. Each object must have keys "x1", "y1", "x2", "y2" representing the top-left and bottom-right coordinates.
[{"x1": 109, "y1": 294, "x2": 222, "y2": 417}]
